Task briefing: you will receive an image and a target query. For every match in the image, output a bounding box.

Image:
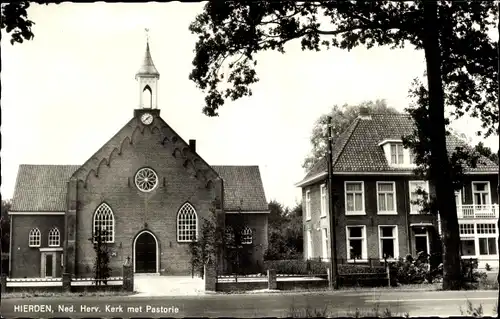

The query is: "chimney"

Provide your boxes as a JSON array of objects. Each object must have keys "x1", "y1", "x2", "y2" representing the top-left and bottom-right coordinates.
[
  {"x1": 189, "y1": 139, "x2": 196, "y2": 152},
  {"x1": 358, "y1": 107, "x2": 371, "y2": 120}
]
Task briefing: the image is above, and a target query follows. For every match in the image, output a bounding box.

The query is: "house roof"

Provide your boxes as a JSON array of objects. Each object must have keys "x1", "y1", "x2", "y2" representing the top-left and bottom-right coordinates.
[
  {"x1": 297, "y1": 113, "x2": 498, "y2": 187},
  {"x1": 10, "y1": 164, "x2": 268, "y2": 213}
]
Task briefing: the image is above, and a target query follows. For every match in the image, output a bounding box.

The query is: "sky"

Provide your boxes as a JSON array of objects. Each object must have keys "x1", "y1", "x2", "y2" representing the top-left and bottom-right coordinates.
[{"x1": 1, "y1": 2, "x2": 498, "y2": 208}]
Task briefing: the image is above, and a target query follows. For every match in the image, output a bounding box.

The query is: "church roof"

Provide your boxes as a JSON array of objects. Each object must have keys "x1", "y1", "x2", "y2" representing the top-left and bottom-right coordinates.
[
  {"x1": 212, "y1": 165, "x2": 269, "y2": 211},
  {"x1": 11, "y1": 164, "x2": 80, "y2": 212},
  {"x1": 135, "y1": 42, "x2": 159, "y2": 78},
  {"x1": 10, "y1": 164, "x2": 268, "y2": 213}
]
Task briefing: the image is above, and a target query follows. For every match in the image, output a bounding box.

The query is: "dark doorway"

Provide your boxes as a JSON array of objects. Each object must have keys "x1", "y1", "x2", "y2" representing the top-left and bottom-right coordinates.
[
  {"x1": 135, "y1": 232, "x2": 157, "y2": 273},
  {"x1": 45, "y1": 254, "x2": 53, "y2": 277}
]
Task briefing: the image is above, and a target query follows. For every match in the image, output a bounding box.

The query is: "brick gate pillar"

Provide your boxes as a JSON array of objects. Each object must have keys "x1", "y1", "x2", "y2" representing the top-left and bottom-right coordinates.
[{"x1": 65, "y1": 178, "x2": 78, "y2": 275}]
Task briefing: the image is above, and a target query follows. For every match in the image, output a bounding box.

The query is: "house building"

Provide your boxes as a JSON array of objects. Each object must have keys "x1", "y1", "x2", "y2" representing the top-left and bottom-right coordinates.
[
  {"x1": 296, "y1": 109, "x2": 499, "y2": 268},
  {"x1": 8, "y1": 40, "x2": 269, "y2": 279}
]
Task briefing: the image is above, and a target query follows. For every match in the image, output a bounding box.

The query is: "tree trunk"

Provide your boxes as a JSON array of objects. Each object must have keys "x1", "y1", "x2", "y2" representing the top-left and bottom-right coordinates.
[{"x1": 422, "y1": 0, "x2": 462, "y2": 290}]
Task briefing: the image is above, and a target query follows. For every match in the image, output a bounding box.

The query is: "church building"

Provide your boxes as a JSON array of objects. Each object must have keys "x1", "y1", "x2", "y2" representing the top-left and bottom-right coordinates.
[{"x1": 8, "y1": 40, "x2": 270, "y2": 278}]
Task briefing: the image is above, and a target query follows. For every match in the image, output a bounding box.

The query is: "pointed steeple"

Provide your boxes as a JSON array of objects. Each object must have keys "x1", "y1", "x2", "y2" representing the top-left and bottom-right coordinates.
[
  {"x1": 135, "y1": 40, "x2": 160, "y2": 80},
  {"x1": 136, "y1": 30, "x2": 160, "y2": 109}
]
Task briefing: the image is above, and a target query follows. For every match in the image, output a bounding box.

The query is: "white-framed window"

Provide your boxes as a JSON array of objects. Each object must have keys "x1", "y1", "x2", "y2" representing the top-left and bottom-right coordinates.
[
  {"x1": 177, "y1": 202, "x2": 198, "y2": 242},
  {"x1": 306, "y1": 230, "x2": 313, "y2": 259},
  {"x1": 346, "y1": 225, "x2": 367, "y2": 260},
  {"x1": 413, "y1": 227, "x2": 430, "y2": 255},
  {"x1": 321, "y1": 228, "x2": 329, "y2": 260},
  {"x1": 48, "y1": 227, "x2": 60, "y2": 247},
  {"x1": 305, "y1": 190, "x2": 311, "y2": 220},
  {"x1": 135, "y1": 167, "x2": 159, "y2": 192},
  {"x1": 345, "y1": 181, "x2": 365, "y2": 215},
  {"x1": 93, "y1": 203, "x2": 115, "y2": 243},
  {"x1": 390, "y1": 143, "x2": 404, "y2": 164},
  {"x1": 409, "y1": 181, "x2": 429, "y2": 214},
  {"x1": 29, "y1": 228, "x2": 41, "y2": 247},
  {"x1": 376, "y1": 181, "x2": 397, "y2": 214},
  {"x1": 459, "y1": 223, "x2": 475, "y2": 235},
  {"x1": 477, "y1": 223, "x2": 497, "y2": 256},
  {"x1": 241, "y1": 226, "x2": 253, "y2": 245},
  {"x1": 379, "y1": 225, "x2": 399, "y2": 259},
  {"x1": 320, "y1": 184, "x2": 327, "y2": 218},
  {"x1": 472, "y1": 181, "x2": 491, "y2": 208}
]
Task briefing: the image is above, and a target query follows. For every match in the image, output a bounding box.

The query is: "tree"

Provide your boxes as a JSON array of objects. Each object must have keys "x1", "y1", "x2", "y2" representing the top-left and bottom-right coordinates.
[
  {"x1": 474, "y1": 142, "x2": 499, "y2": 164},
  {"x1": 189, "y1": 1, "x2": 498, "y2": 290},
  {"x1": 264, "y1": 201, "x2": 303, "y2": 260},
  {"x1": 1, "y1": 200, "x2": 11, "y2": 254},
  {"x1": 89, "y1": 226, "x2": 111, "y2": 286},
  {"x1": 303, "y1": 99, "x2": 399, "y2": 170},
  {"x1": 189, "y1": 204, "x2": 224, "y2": 277},
  {"x1": 1, "y1": 2, "x2": 35, "y2": 45}
]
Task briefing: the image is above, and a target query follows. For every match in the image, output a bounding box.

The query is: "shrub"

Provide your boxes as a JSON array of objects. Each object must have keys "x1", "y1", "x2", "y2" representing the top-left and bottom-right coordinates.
[
  {"x1": 263, "y1": 259, "x2": 328, "y2": 275},
  {"x1": 392, "y1": 253, "x2": 488, "y2": 288},
  {"x1": 485, "y1": 263, "x2": 492, "y2": 271}
]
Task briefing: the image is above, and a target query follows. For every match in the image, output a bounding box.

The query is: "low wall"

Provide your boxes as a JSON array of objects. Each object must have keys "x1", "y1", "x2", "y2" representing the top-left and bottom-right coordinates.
[
  {"x1": 1, "y1": 264, "x2": 134, "y2": 294},
  {"x1": 216, "y1": 281, "x2": 267, "y2": 292}
]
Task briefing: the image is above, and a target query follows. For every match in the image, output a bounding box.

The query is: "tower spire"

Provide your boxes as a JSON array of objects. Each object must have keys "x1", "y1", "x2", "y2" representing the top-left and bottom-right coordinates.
[{"x1": 136, "y1": 29, "x2": 160, "y2": 109}]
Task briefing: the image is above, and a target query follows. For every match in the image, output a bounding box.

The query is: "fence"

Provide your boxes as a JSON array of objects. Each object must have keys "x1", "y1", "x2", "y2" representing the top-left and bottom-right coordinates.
[
  {"x1": 1, "y1": 263, "x2": 134, "y2": 293},
  {"x1": 212, "y1": 257, "x2": 394, "y2": 290}
]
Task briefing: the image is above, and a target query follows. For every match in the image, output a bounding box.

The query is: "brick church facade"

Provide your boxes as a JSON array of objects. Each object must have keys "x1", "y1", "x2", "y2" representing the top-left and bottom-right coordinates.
[{"x1": 8, "y1": 41, "x2": 269, "y2": 279}]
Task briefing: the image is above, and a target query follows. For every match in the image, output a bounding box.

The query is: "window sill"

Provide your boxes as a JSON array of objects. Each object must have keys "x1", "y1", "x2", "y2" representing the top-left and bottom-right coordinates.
[
  {"x1": 29, "y1": 245, "x2": 41, "y2": 248},
  {"x1": 377, "y1": 211, "x2": 398, "y2": 215},
  {"x1": 345, "y1": 211, "x2": 366, "y2": 216},
  {"x1": 320, "y1": 215, "x2": 327, "y2": 219},
  {"x1": 305, "y1": 217, "x2": 312, "y2": 221},
  {"x1": 380, "y1": 258, "x2": 398, "y2": 263}
]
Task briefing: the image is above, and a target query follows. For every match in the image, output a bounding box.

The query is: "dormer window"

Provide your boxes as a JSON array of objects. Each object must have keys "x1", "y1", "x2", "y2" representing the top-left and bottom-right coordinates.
[
  {"x1": 378, "y1": 139, "x2": 416, "y2": 167},
  {"x1": 390, "y1": 144, "x2": 404, "y2": 164}
]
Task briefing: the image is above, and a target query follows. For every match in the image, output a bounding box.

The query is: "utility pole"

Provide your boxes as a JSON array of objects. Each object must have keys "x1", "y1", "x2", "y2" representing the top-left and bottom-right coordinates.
[
  {"x1": 496, "y1": 1, "x2": 500, "y2": 313},
  {"x1": 327, "y1": 116, "x2": 339, "y2": 289}
]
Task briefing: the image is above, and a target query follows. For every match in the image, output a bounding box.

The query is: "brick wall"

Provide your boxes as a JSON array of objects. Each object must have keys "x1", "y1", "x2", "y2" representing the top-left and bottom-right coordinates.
[
  {"x1": 74, "y1": 125, "x2": 218, "y2": 276},
  {"x1": 10, "y1": 215, "x2": 65, "y2": 278},
  {"x1": 225, "y1": 213, "x2": 268, "y2": 271}
]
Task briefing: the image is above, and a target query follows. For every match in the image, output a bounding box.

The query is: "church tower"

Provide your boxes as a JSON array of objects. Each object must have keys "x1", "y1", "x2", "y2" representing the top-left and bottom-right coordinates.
[{"x1": 136, "y1": 34, "x2": 160, "y2": 109}]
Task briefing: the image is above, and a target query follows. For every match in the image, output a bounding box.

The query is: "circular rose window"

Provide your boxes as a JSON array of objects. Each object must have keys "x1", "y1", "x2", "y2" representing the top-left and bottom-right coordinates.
[{"x1": 135, "y1": 168, "x2": 158, "y2": 192}]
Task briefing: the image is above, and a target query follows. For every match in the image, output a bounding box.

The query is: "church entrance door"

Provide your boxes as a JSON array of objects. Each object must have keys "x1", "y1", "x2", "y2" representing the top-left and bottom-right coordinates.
[{"x1": 134, "y1": 231, "x2": 158, "y2": 273}]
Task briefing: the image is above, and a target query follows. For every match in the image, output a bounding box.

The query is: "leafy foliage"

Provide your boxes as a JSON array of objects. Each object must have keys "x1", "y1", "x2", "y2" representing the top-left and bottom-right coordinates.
[
  {"x1": 189, "y1": 204, "x2": 224, "y2": 277},
  {"x1": 190, "y1": 1, "x2": 498, "y2": 133},
  {"x1": 1, "y1": 200, "x2": 11, "y2": 254},
  {"x1": 264, "y1": 200, "x2": 303, "y2": 260},
  {"x1": 1, "y1": 2, "x2": 35, "y2": 45},
  {"x1": 474, "y1": 142, "x2": 499, "y2": 165},
  {"x1": 303, "y1": 99, "x2": 399, "y2": 170},
  {"x1": 90, "y1": 227, "x2": 111, "y2": 285}
]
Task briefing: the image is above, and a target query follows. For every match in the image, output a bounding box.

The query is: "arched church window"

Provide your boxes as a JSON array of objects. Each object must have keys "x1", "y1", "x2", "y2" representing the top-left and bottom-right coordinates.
[
  {"x1": 29, "y1": 228, "x2": 41, "y2": 247},
  {"x1": 177, "y1": 203, "x2": 197, "y2": 242},
  {"x1": 241, "y1": 226, "x2": 253, "y2": 245},
  {"x1": 93, "y1": 203, "x2": 115, "y2": 243},
  {"x1": 48, "y1": 227, "x2": 60, "y2": 247},
  {"x1": 135, "y1": 167, "x2": 158, "y2": 192}
]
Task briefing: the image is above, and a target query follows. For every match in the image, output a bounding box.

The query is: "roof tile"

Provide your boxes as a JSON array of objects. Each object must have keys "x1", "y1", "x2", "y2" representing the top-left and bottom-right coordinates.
[{"x1": 11, "y1": 164, "x2": 268, "y2": 212}]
